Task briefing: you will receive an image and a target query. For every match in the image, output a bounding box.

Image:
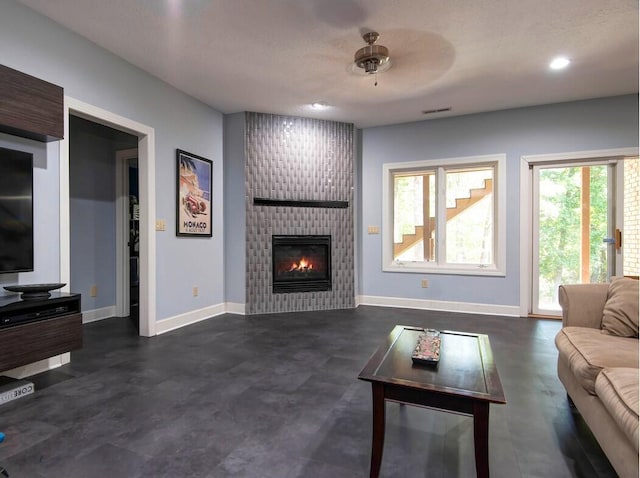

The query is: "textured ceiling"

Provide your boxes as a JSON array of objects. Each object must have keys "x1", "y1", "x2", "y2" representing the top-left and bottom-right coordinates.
[{"x1": 17, "y1": 0, "x2": 639, "y2": 128}]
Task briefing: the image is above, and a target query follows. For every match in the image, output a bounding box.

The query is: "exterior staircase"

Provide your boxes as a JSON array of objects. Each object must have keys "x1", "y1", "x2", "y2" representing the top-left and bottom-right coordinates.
[
  {"x1": 394, "y1": 224, "x2": 426, "y2": 258},
  {"x1": 394, "y1": 178, "x2": 493, "y2": 258}
]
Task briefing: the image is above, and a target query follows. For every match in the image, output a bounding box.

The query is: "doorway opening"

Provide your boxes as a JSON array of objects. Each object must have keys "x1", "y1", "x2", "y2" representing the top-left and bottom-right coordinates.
[
  {"x1": 115, "y1": 148, "x2": 140, "y2": 330},
  {"x1": 69, "y1": 117, "x2": 138, "y2": 330},
  {"x1": 61, "y1": 97, "x2": 156, "y2": 336}
]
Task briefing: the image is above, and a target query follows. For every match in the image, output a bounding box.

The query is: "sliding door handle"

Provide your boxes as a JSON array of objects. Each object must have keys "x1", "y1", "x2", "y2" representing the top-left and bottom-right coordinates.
[{"x1": 603, "y1": 229, "x2": 623, "y2": 250}]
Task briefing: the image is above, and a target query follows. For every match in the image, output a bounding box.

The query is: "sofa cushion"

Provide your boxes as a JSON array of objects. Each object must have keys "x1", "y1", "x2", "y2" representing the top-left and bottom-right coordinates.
[
  {"x1": 601, "y1": 276, "x2": 639, "y2": 338},
  {"x1": 555, "y1": 327, "x2": 639, "y2": 395},
  {"x1": 595, "y1": 368, "x2": 639, "y2": 453}
]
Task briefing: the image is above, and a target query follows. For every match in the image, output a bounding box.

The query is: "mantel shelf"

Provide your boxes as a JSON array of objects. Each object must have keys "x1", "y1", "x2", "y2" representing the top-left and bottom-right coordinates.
[{"x1": 253, "y1": 198, "x2": 349, "y2": 209}]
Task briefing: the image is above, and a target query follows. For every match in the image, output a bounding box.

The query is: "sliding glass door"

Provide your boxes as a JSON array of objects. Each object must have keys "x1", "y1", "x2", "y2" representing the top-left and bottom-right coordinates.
[{"x1": 532, "y1": 162, "x2": 616, "y2": 315}]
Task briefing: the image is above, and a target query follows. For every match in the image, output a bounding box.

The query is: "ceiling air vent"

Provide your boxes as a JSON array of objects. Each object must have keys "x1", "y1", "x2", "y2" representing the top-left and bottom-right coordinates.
[{"x1": 422, "y1": 107, "x2": 451, "y2": 115}]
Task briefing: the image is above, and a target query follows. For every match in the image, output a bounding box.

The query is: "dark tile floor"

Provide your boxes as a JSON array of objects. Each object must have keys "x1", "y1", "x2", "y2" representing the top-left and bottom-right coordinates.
[{"x1": 0, "y1": 306, "x2": 617, "y2": 477}]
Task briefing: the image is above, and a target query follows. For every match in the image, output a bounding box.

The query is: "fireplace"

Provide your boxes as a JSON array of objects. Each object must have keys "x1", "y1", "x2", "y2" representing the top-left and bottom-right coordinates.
[{"x1": 272, "y1": 235, "x2": 331, "y2": 293}]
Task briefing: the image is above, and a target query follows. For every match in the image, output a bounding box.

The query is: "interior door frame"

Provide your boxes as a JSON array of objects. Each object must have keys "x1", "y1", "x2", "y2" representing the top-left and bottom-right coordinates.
[
  {"x1": 519, "y1": 147, "x2": 638, "y2": 317},
  {"x1": 115, "y1": 148, "x2": 138, "y2": 318},
  {"x1": 60, "y1": 97, "x2": 157, "y2": 336}
]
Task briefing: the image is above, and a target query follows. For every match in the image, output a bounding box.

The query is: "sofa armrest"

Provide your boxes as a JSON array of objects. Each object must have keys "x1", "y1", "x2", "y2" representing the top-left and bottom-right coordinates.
[{"x1": 558, "y1": 283, "x2": 608, "y2": 329}]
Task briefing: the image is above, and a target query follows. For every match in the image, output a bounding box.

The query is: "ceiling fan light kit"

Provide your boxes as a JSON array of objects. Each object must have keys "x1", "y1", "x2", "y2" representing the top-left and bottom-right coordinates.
[{"x1": 354, "y1": 31, "x2": 391, "y2": 75}]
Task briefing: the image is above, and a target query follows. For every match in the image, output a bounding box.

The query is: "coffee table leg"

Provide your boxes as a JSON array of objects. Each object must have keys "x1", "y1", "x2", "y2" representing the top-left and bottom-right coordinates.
[
  {"x1": 473, "y1": 401, "x2": 490, "y2": 478},
  {"x1": 370, "y1": 383, "x2": 386, "y2": 478}
]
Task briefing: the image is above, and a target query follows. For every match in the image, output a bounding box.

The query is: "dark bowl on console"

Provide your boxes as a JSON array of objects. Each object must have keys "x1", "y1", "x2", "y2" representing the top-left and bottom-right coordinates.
[{"x1": 3, "y1": 283, "x2": 66, "y2": 300}]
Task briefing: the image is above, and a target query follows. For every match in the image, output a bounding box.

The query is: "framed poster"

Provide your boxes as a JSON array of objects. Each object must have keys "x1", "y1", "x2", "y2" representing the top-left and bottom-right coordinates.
[{"x1": 176, "y1": 149, "x2": 212, "y2": 237}]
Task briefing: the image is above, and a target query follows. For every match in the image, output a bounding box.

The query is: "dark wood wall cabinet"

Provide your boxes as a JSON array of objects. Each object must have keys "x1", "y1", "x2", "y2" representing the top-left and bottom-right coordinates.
[
  {"x1": 0, "y1": 293, "x2": 82, "y2": 372},
  {"x1": 0, "y1": 64, "x2": 64, "y2": 142}
]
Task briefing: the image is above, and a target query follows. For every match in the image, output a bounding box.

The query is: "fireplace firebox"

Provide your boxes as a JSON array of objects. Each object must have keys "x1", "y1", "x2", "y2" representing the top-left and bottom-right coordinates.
[{"x1": 272, "y1": 235, "x2": 331, "y2": 293}]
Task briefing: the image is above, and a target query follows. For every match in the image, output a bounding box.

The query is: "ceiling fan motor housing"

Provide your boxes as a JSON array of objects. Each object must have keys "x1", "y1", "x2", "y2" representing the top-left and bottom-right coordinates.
[{"x1": 354, "y1": 31, "x2": 390, "y2": 74}]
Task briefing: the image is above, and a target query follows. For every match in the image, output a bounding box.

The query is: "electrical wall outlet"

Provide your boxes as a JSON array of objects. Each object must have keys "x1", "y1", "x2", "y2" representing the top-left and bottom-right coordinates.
[
  {"x1": 155, "y1": 220, "x2": 166, "y2": 231},
  {"x1": 421, "y1": 279, "x2": 429, "y2": 288},
  {"x1": 90, "y1": 285, "x2": 97, "y2": 297},
  {"x1": 193, "y1": 286, "x2": 198, "y2": 297}
]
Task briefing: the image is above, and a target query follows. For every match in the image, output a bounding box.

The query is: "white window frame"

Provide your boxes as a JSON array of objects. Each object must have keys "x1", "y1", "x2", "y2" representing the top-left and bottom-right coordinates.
[{"x1": 382, "y1": 154, "x2": 506, "y2": 276}]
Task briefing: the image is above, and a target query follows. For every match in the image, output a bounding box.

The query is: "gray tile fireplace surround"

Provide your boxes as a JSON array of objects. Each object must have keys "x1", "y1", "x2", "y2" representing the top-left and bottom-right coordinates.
[{"x1": 245, "y1": 112, "x2": 354, "y2": 314}]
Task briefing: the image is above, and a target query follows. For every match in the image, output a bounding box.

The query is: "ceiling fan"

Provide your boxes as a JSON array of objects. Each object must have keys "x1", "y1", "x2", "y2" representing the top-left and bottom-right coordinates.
[{"x1": 353, "y1": 31, "x2": 391, "y2": 83}]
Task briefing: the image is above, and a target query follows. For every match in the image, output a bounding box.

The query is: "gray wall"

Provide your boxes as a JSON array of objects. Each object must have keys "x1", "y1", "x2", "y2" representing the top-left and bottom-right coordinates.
[
  {"x1": 0, "y1": 1, "x2": 224, "y2": 320},
  {"x1": 359, "y1": 95, "x2": 639, "y2": 306},
  {"x1": 245, "y1": 113, "x2": 354, "y2": 314}
]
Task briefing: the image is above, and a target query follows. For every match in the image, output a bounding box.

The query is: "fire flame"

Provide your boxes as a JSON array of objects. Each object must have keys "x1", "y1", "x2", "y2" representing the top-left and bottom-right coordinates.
[{"x1": 289, "y1": 257, "x2": 313, "y2": 272}]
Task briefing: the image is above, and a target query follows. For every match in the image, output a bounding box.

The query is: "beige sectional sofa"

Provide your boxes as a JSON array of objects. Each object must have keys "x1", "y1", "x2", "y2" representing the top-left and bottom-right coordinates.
[{"x1": 555, "y1": 278, "x2": 639, "y2": 478}]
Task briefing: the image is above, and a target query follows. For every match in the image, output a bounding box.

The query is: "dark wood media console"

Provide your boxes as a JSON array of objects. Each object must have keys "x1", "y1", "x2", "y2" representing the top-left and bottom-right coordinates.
[{"x1": 0, "y1": 293, "x2": 82, "y2": 372}]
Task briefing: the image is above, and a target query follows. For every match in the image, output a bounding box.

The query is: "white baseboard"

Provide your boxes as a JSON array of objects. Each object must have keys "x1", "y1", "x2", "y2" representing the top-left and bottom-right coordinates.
[
  {"x1": 156, "y1": 303, "x2": 227, "y2": 335},
  {"x1": 356, "y1": 295, "x2": 520, "y2": 317},
  {"x1": 2, "y1": 353, "x2": 70, "y2": 379},
  {"x1": 225, "y1": 302, "x2": 246, "y2": 315},
  {"x1": 154, "y1": 295, "x2": 519, "y2": 336},
  {"x1": 82, "y1": 305, "x2": 117, "y2": 324}
]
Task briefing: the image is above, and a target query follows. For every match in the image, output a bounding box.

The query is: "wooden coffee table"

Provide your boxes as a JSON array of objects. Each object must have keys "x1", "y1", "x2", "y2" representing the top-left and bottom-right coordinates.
[{"x1": 358, "y1": 325, "x2": 506, "y2": 478}]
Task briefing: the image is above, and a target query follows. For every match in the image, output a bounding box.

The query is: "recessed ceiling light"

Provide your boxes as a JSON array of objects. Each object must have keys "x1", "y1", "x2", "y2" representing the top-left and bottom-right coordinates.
[
  {"x1": 549, "y1": 56, "x2": 571, "y2": 70},
  {"x1": 311, "y1": 102, "x2": 329, "y2": 110}
]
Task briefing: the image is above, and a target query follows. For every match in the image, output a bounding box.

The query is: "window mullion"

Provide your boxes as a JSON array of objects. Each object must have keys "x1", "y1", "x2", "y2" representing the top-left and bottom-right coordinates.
[{"x1": 436, "y1": 167, "x2": 446, "y2": 265}]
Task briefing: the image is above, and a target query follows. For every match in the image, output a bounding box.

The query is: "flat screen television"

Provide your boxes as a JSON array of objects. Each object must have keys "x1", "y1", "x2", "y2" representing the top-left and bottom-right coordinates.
[{"x1": 0, "y1": 146, "x2": 34, "y2": 273}]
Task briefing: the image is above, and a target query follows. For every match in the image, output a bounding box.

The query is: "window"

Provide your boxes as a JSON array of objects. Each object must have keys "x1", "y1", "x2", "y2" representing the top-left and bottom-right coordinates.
[{"x1": 382, "y1": 154, "x2": 506, "y2": 275}]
